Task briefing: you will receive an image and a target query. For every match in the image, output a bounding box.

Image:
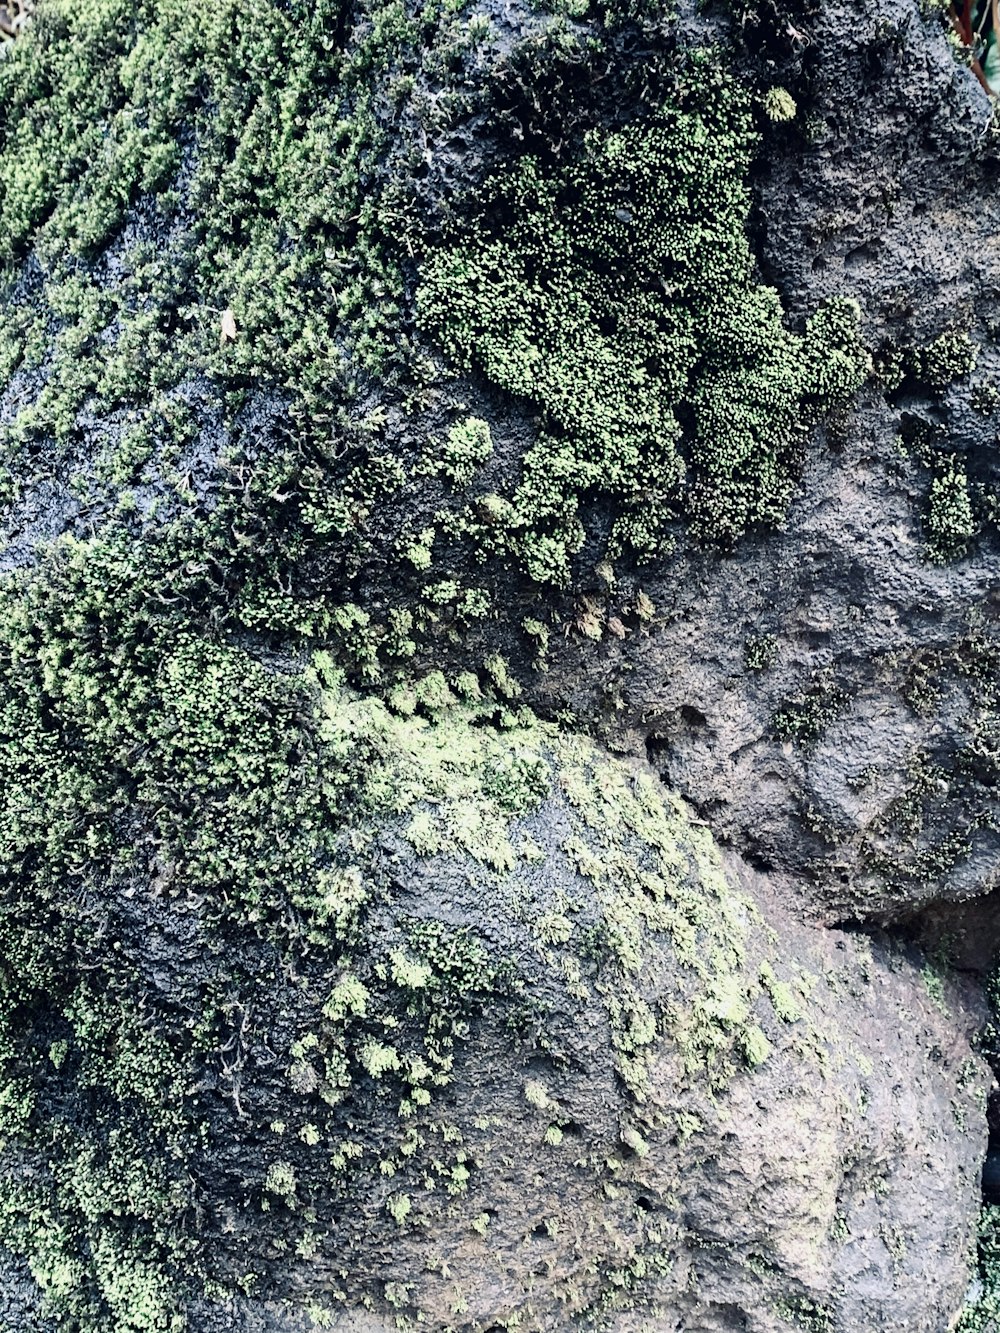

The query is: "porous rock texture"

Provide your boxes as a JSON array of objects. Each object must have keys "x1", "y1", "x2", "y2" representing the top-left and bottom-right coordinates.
[
  {"x1": 538, "y1": 0, "x2": 1000, "y2": 925},
  {"x1": 0, "y1": 0, "x2": 998, "y2": 1329}
]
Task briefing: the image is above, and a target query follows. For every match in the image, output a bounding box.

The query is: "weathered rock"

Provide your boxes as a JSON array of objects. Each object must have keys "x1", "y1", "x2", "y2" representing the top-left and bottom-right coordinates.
[
  {"x1": 524, "y1": 0, "x2": 1000, "y2": 925},
  {"x1": 0, "y1": 0, "x2": 995, "y2": 1327},
  {"x1": 140, "y1": 762, "x2": 993, "y2": 1331}
]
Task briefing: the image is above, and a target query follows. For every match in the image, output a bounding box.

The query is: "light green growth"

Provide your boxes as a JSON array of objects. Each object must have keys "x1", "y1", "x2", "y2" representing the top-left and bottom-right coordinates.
[
  {"x1": 484, "y1": 653, "x2": 523, "y2": 699},
  {"x1": 763, "y1": 87, "x2": 796, "y2": 121},
  {"x1": 522, "y1": 616, "x2": 551, "y2": 667},
  {"x1": 404, "y1": 529, "x2": 436, "y2": 572},
  {"x1": 356, "y1": 693, "x2": 551, "y2": 870},
  {"x1": 359, "y1": 1043, "x2": 402, "y2": 1079},
  {"x1": 547, "y1": 736, "x2": 781, "y2": 1094},
  {"x1": 264, "y1": 1162, "x2": 298, "y2": 1201},
  {"x1": 739, "y1": 1024, "x2": 773, "y2": 1067},
  {"x1": 772, "y1": 1295, "x2": 834, "y2": 1331},
  {"x1": 390, "y1": 949, "x2": 433, "y2": 990},
  {"x1": 914, "y1": 330, "x2": 979, "y2": 392},
  {"x1": 418, "y1": 59, "x2": 866, "y2": 582},
  {"x1": 433, "y1": 416, "x2": 494, "y2": 488},
  {"x1": 323, "y1": 976, "x2": 371, "y2": 1023},
  {"x1": 773, "y1": 674, "x2": 851, "y2": 746},
  {"x1": 920, "y1": 963, "x2": 949, "y2": 1015},
  {"x1": 760, "y1": 962, "x2": 802, "y2": 1023},
  {"x1": 744, "y1": 633, "x2": 778, "y2": 672},
  {"x1": 926, "y1": 461, "x2": 976, "y2": 561},
  {"x1": 524, "y1": 1079, "x2": 555, "y2": 1111},
  {"x1": 621, "y1": 1126, "x2": 649, "y2": 1158},
  {"x1": 413, "y1": 669, "x2": 458, "y2": 712},
  {"x1": 972, "y1": 381, "x2": 1000, "y2": 414}
]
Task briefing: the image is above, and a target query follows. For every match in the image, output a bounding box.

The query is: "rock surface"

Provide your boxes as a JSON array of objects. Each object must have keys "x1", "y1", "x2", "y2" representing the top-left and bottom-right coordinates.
[
  {"x1": 0, "y1": 0, "x2": 996, "y2": 1328},
  {"x1": 527, "y1": 0, "x2": 1000, "y2": 926}
]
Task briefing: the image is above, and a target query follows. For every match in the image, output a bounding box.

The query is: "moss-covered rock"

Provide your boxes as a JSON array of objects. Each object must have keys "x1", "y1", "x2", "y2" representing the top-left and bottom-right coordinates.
[
  {"x1": 417, "y1": 73, "x2": 866, "y2": 579},
  {"x1": 0, "y1": 525, "x2": 822, "y2": 1324},
  {"x1": 0, "y1": 554, "x2": 984, "y2": 1327},
  {"x1": 0, "y1": 0, "x2": 988, "y2": 1328}
]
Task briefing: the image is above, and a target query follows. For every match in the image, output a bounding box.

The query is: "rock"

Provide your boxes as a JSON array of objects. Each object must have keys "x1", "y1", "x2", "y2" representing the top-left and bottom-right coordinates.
[
  {"x1": 527, "y1": 0, "x2": 1000, "y2": 924},
  {"x1": 0, "y1": 0, "x2": 993, "y2": 1327}
]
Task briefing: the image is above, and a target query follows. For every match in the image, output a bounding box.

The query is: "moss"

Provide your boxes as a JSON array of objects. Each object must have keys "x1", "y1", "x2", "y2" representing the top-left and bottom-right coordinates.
[
  {"x1": 956, "y1": 1207, "x2": 1000, "y2": 1331},
  {"x1": 772, "y1": 673, "x2": 851, "y2": 746},
  {"x1": 971, "y1": 381, "x2": 1000, "y2": 414},
  {"x1": 263, "y1": 1162, "x2": 298, "y2": 1201},
  {"x1": 0, "y1": 0, "x2": 871, "y2": 1325},
  {"x1": 926, "y1": 459, "x2": 976, "y2": 561},
  {"x1": 417, "y1": 57, "x2": 866, "y2": 582},
  {"x1": 739, "y1": 1024, "x2": 773, "y2": 1066},
  {"x1": 744, "y1": 632, "x2": 778, "y2": 672},
  {"x1": 772, "y1": 1295, "x2": 834, "y2": 1331},
  {"x1": 763, "y1": 86, "x2": 796, "y2": 121},
  {"x1": 760, "y1": 962, "x2": 802, "y2": 1022},
  {"x1": 914, "y1": 330, "x2": 979, "y2": 392},
  {"x1": 432, "y1": 416, "x2": 494, "y2": 489}
]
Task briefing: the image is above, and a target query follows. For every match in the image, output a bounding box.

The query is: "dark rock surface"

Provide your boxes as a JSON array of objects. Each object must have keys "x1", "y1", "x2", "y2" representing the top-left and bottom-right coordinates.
[{"x1": 527, "y1": 0, "x2": 1000, "y2": 926}]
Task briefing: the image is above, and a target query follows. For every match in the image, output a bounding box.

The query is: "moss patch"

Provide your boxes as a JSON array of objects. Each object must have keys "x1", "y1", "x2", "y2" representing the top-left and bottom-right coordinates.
[
  {"x1": 417, "y1": 58, "x2": 866, "y2": 582},
  {"x1": 0, "y1": 529, "x2": 784, "y2": 1325}
]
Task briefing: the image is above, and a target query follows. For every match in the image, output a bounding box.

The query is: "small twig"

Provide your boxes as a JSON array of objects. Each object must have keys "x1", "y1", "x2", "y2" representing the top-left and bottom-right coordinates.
[{"x1": 0, "y1": 1, "x2": 33, "y2": 42}]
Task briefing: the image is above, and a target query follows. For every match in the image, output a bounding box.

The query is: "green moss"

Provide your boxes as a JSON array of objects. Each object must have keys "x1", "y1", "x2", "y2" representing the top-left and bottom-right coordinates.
[
  {"x1": 418, "y1": 58, "x2": 866, "y2": 582},
  {"x1": 760, "y1": 962, "x2": 802, "y2": 1022},
  {"x1": 0, "y1": 1, "x2": 872, "y2": 1325},
  {"x1": 914, "y1": 330, "x2": 979, "y2": 392},
  {"x1": 763, "y1": 86, "x2": 796, "y2": 121},
  {"x1": 957, "y1": 1207, "x2": 1000, "y2": 1331},
  {"x1": 744, "y1": 632, "x2": 778, "y2": 672},
  {"x1": 773, "y1": 673, "x2": 851, "y2": 746},
  {"x1": 877, "y1": 331, "x2": 979, "y2": 397},
  {"x1": 926, "y1": 459, "x2": 976, "y2": 562},
  {"x1": 432, "y1": 416, "x2": 494, "y2": 489},
  {"x1": 772, "y1": 1295, "x2": 833, "y2": 1332}
]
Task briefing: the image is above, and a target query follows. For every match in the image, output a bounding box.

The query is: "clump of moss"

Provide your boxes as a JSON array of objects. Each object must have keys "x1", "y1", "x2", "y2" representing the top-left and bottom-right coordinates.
[
  {"x1": 430, "y1": 416, "x2": 494, "y2": 488},
  {"x1": 878, "y1": 331, "x2": 980, "y2": 397},
  {"x1": 971, "y1": 381, "x2": 1000, "y2": 414},
  {"x1": 773, "y1": 673, "x2": 851, "y2": 746},
  {"x1": 744, "y1": 632, "x2": 778, "y2": 672},
  {"x1": 418, "y1": 58, "x2": 866, "y2": 583},
  {"x1": 914, "y1": 330, "x2": 979, "y2": 392},
  {"x1": 958, "y1": 1205, "x2": 1000, "y2": 1332},
  {"x1": 926, "y1": 460, "x2": 977, "y2": 561},
  {"x1": 763, "y1": 86, "x2": 796, "y2": 121}
]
